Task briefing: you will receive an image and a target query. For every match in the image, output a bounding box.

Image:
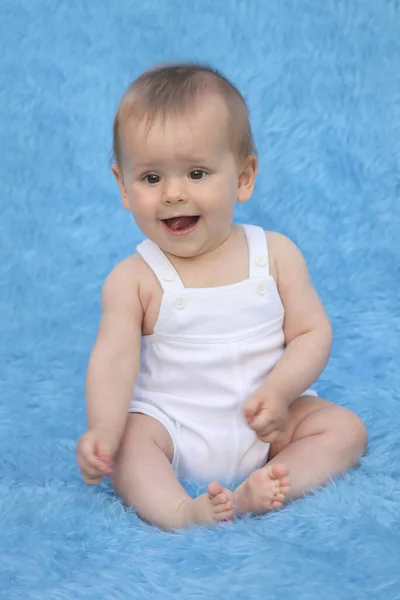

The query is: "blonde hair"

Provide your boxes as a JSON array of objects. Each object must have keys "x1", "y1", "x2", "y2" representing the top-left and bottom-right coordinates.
[{"x1": 112, "y1": 63, "x2": 257, "y2": 167}]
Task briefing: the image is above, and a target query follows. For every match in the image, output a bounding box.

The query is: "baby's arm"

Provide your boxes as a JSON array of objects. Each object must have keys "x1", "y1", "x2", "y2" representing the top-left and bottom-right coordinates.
[
  {"x1": 245, "y1": 233, "x2": 332, "y2": 440},
  {"x1": 77, "y1": 258, "x2": 143, "y2": 483},
  {"x1": 264, "y1": 232, "x2": 332, "y2": 402}
]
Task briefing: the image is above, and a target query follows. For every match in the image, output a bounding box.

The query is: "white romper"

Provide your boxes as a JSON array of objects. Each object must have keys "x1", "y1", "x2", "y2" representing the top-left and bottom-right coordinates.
[{"x1": 130, "y1": 224, "x2": 317, "y2": 484}]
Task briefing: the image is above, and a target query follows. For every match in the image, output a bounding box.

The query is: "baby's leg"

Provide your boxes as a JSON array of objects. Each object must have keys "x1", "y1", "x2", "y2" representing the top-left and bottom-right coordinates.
[
  {"x1": 267, "y1": 396, "x2": 368, "y2": 499},
  {"x1": 110, "y1": 413, "x2": 234, "y2": 530},
  {"x1": 234, "y1": 396, "x2": 368, "y2": 515}
]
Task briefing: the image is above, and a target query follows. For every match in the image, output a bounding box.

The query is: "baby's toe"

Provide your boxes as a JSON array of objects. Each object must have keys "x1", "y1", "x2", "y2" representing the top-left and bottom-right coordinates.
[
  {"x1": 217, "y1": 503, "x2": 235, "y2": 520},
  {"x1": 279, "y1": 480, "x2": 291, "y2": 495},
  {"x1": 279, "y1": 475, "x2": 290, "y2": 488},
  {"x1": 221, "y1": 508, "x2": 235, "y2": 520},
  {"x1": 211, "y1": 492, "x2": 228, "y2": 506},
  {"x1": 272, "y1": 499, "x2": 284, "y2": 510},
  {"x1": 214, "y1": 500, "x2": 232, "y2": 514},
  {"x1": 208, "y1": 481, "x2": 224, "y2": 499},
  {"x1": 268, "y1": 464, "x2": 289, "y2": 480}
]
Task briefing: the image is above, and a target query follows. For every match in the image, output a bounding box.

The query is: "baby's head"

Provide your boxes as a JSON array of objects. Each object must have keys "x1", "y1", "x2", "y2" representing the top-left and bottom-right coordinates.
[{"x1": 112, "y1": 63, "x2": 258, "y2": 258}]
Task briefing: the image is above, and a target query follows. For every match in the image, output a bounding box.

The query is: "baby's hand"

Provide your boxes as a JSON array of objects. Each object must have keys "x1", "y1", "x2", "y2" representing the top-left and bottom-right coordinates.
[
  {"x1": 244, "y1": 389, "x2": 289, "y2": 443},
  {"x1": 76, "y1": 428, "x2": 116, "y2": 485}
]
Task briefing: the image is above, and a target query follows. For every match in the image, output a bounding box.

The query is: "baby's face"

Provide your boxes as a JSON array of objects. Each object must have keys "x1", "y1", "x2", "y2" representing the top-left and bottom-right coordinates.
[{"x1": 115, "y1": 96, "x2": 252, "y2": 258}]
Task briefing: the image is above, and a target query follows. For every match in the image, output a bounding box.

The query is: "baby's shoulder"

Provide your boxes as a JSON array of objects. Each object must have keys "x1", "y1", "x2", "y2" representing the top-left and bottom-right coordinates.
[
  {"x1": 102, "y1": 253, "x2": 148, "y2": 303},
  {"x1": 265, "y1": 231, "x2": 298, "y2": 257},
  {"x1": 104, "y1": 253, "x2": 142, "y2": 285},
  {"x1": 264, "y1": 231, "x2": 306, "y2": 281},
  {"x1": 103, "y1": 251, "x2": 160, "y2": 307}
]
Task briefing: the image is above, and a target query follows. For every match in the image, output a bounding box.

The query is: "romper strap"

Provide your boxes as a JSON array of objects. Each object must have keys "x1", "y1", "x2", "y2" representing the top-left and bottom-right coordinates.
[
  {"x1": 242, "y1": 224, "x2": 270, "y2": 279},
  {"x1": 136, "y1": 239, "x2": 185, "y2": 292}
]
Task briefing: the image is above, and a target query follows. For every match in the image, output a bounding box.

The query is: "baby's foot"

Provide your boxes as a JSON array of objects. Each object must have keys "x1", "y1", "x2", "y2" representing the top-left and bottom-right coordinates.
[
  {"x1": 182, "y1": 482, "x2": 234, "y2": 526},
  {"x1": 233, "y1": 464, "x2": 290, "y2": 516}
]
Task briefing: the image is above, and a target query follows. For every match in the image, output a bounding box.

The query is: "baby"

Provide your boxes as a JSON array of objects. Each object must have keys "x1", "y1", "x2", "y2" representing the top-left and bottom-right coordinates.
[{"x1": 77, "y1": 63, "x2": 368, "y2": 530}]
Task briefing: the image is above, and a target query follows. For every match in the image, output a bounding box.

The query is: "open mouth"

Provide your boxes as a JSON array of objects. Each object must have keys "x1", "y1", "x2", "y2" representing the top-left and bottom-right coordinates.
[{"x1": 161, "y1": 215, "x2": 200, "y2": 235}]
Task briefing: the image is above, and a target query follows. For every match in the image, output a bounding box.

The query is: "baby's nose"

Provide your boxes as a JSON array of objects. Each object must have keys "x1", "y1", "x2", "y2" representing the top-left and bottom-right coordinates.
[{"x1": 163, "y1": 178, "x2": 188, "y2": 204}]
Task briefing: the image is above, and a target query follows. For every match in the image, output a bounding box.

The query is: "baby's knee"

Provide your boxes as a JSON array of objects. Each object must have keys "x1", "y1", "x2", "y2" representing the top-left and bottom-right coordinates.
[
  {"x1": 348, "y1": 410, "x2": 368, "y2": 448},
  {"x1": 331, "y1": 407, "x2": 368, "y2": 460}
]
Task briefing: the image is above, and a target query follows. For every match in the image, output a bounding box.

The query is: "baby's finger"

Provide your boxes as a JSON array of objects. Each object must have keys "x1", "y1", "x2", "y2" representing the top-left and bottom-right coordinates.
[
  {"x1": 77, "y1": 448, "x2": 106, "y2": 477},
  {"x1": 95, "y1": 455, "x2": 113, "y2": 473},
  {"x1": 77, "y1": 435, "x2": 96, "y2": 462},
  {"x1": 259, "y1": 429, "x2": 283, "y2": 444},
  {"x1": 78, "y1": 455, "x2": 106, "y2": 483},
  {"x1": 261, "y1": 424, "x2": 283, "y2": 440},
  {"x1": 78, "y1": 437, "x2": 112, "y2": 474},
  {"x1": 94, "y1": 441, "x2": 114, "y2": 471},
  {"x1": 244, "y1": 395, "x2": 264, "y2": 423},
  {"x1": 90, "y1": 452, "x2": 113, "y2": 473},
  {"x1": 254, "y1": 421, "x2": 283, "y2": 442},
  {"x1": 81, "y1": 471, "x2": 103, "y2": 485},
  {"x1": 77, "y1": 453, "x2": 101, "y2": 476},
  {"x1": 85, "y1": 454, "x2": 113, "y2": 477},
  {"x1": 249, "y1": 409, "x2": 272, "y2": 432}
]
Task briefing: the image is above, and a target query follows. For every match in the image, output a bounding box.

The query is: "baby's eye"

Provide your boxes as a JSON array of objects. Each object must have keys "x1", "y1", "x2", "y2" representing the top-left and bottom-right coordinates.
[
  {"x1": 188, "y1": 169, "x2": 207, "y2": 180},
  {"x1": 143, "y1": 173, "x2": 161, "y2": 184}
]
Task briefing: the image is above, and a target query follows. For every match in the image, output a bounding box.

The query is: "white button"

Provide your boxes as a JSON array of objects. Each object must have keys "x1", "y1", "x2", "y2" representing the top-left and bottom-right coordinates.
[
  {"x1": 163, "y1": 271, "x2": 175, "y2": 282},
  {"x1": 256, "y1": 282, "x2": 267, "y2": 295},
  {"x1": 174, "y1": 296, "x2": 186, "y2": 309},
  {"x1": 255, "y1": 255, "x2": 268, "y2": 267}
]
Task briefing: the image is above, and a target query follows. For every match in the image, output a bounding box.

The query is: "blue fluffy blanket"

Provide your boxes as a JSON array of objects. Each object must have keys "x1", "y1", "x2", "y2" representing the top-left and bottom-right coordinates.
[{"x1": 1, "y1": 1, "x2": 399, "y2": 598}]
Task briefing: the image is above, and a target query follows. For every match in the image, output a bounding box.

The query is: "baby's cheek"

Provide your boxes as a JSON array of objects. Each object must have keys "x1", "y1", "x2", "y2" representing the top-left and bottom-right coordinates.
[
  {"x1": 210, "y1": 180, "x2": 235, "y2": 207},
  {"x1": 132, "y1": 192, "x2": 158, "y2": 217}
]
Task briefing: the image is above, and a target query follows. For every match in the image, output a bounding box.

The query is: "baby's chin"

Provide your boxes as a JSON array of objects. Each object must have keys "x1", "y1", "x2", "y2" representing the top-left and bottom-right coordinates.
[
  {"x1": 161, "y1": 242, "x2": 205, "y2": 260},
  {"x1": 156, "y1": 218, "x2": 208, "y2": 258},
  {"x1": 142, "y1": 218, "x2": 234, "y2": 260}
]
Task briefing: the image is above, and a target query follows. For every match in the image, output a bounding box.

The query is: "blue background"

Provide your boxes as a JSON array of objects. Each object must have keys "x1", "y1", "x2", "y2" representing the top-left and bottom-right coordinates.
[{"x1": 1, "y1": 1, "x2": 399, "y2": 598}]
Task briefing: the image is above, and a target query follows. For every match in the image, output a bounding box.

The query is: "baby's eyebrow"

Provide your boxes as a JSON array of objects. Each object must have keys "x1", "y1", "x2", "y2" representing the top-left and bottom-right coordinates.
[
  {"x1": 134, "y1": 162, "x2": 159, "y2": 169},
  {"x1": 134, "y1": 156, "x2": 213, "y2": 170},
  {"x1": 130, "y1": 160, "x2": 165, "y2": 172}
]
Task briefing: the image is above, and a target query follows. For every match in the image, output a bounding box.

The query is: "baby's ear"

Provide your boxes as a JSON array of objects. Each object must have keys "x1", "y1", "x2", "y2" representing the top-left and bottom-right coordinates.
[
  {"x1": 112, "y1": 164, "x2": 130, "y2": 210},
  {"x1": 237, "y1": 155, "x2": 258, "y2": 204}
]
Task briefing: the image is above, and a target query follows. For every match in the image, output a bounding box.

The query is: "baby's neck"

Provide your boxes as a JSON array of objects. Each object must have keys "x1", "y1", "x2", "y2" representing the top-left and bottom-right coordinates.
[
  {"x1": 164, "y1": 223, "x2": 239, "y2": 266},
  {"x1": 163, "y1": 224, "x2": 248, "y2": 290}
]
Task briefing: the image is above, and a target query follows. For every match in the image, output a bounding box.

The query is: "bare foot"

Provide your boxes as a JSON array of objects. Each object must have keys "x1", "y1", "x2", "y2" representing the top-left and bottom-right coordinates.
[
  {"x1": 181, "y1": 481, "x2": 234, "y2": 526},
  {"x1": 233, "y1": 463, "x2": 290, "y2": 516}
]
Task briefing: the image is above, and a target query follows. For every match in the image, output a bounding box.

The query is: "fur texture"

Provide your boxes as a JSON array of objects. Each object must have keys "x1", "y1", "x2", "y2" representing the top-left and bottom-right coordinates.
[{"x1": 1, "y1": 0, "x2": 399, "y2": 598}]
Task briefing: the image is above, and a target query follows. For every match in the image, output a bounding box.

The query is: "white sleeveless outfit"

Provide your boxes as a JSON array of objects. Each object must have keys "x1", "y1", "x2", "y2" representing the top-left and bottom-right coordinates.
[{"x1": 130, "y1": 225, "x2": 317, "y2": 484}]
